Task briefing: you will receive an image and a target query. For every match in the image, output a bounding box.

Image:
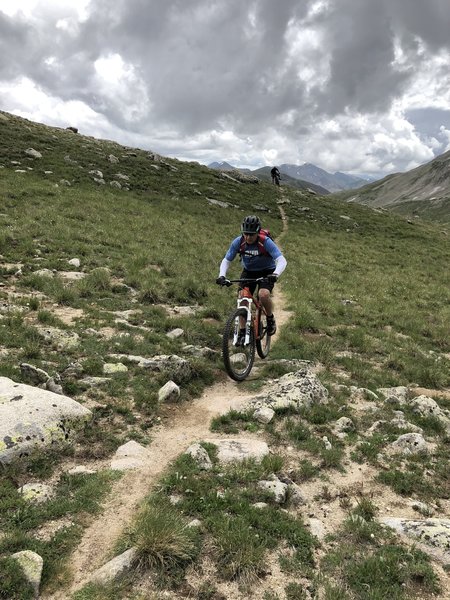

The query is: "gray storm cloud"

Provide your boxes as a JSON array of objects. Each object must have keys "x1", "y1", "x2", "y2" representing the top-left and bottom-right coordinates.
[{"x1": 1, "y1": 0, "x2": 450, "y2": 172}]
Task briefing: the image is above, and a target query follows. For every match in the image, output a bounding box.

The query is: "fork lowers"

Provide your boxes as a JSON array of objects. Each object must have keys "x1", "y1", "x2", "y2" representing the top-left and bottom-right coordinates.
[{"x1": 222, "y1": 308, "x2": 255, "y2": 381}]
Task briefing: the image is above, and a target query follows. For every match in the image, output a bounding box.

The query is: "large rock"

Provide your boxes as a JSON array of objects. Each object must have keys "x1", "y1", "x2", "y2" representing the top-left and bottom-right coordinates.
[
  {"x1": 381, "y1": 518, "x2": 450, "y2": 559},
  {"x1": 206, "y1": 439, "x2": 269, "y2": 464},
  {"x1": 36, "y1": 326, "x2": 80, "y2": 350},
  {"x1": 109, "y1": 354, "x2": 192, "y2": 380},
  {"x1": 0, "y1": 377, "x2": 91, "y2": 464},
  {"x1": 247, "y1": 368, "x2": 328, "y2": 412},
  {"x1": 377, "y1": 386, "x2": 409, "y2": 404},
  {"x1": 391, "y1": 432, "x2": 429, "y2": 455}
]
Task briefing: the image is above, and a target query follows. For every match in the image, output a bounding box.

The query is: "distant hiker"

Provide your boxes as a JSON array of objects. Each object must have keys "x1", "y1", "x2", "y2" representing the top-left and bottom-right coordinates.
[
  {"x1": 216, "y1": 215, "x2": 287, "y2": 339},
  {"x1": 271, "y1": 166, "x2": 281, "y2": 185}
]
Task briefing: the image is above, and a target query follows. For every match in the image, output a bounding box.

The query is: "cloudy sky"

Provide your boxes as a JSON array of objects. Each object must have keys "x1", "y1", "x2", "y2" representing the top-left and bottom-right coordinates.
[{"x1": 1, "y1": 0, "x2": 450, "y2": 177}]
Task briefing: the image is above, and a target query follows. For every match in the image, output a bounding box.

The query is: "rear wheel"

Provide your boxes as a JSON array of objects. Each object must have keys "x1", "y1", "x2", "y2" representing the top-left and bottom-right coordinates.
[
  {"x1": 222, "y1": 308, "x2": 255, "y2": 381},
  {"x1": 256, "y1": 310, "x2": 271, "y2": 358}
]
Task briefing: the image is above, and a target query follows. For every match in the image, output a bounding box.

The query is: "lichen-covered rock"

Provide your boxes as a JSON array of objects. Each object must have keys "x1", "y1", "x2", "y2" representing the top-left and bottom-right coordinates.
[
  {"x1": 103, "y1": 362, "x2": 128, "y2": 374},
  {"x1": 166, "y1": 328, "x2": 184, "y2": 339},
  {"x1": 36, "y1": 326, "x2": 80, "y2": 350},
  {"x1": 0, "y1": 377, "x2": 91, "y2": 464},
  {"x1": 11, "y1": 550, "x2": 43, "y2": 598},
  {"x1": 408, "y1": 395, "x2": 450, "y2": 433},
  {"x1": 20, "y1": 363, "x2": 50, "y2": 385},
  {"x1": 333, "y1": 416, "x2": 355, "y2": 436},
  {"x1": 377, "y1": 386, "x2": 409, "y2": 404},
  {"x1": 381, "y1": 518, "x2": 450, "y2": 558},
  {"x1": 391, "y1": 432, "x2": 429, "y2": 455},
  {"x1": 18, "y1": 482, "x2": 53, "y2": 503},
  {"x1": 110, "y1": 354, "x2": 192, "y2": 380},
  {"x1": 248, "y1": 368, "x2": 328, "y2": 412}
]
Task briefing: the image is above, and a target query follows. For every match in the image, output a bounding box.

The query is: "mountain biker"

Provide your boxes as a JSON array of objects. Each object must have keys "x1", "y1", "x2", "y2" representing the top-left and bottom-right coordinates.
[
  {"x1": 271, "y1": 166, "x2": 281, "y2": 185},
  {"x1": 216, "y1": 215, "x2": 287, "y2": 340}
]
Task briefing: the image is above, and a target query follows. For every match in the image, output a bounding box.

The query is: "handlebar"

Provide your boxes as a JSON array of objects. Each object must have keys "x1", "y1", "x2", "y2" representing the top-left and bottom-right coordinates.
[{"x1": 225, "y1": 277, "x2": 268, "y2": 284}]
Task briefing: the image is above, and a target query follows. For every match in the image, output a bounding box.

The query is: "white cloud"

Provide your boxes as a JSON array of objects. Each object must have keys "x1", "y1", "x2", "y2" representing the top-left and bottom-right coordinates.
[{"x1": 1, "y1": 0, "x2": 450, "y2": 177}]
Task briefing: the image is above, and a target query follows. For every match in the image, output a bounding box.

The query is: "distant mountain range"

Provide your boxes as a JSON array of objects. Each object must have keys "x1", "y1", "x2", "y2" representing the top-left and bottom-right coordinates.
[{"x1": 208, "y1": 161, "x2": 376, "y2": 193}]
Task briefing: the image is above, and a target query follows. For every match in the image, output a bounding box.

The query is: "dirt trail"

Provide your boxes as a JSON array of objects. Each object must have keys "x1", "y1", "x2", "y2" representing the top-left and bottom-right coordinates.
[{"x1": 44, "y1": 205, "x2": 292, "y2": 598}]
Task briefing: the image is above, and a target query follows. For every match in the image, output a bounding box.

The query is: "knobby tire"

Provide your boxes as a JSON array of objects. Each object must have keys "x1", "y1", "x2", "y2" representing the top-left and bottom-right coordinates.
[
  {"x1": 255, "y1": 311, "x2": 271, "y2": 359},
  {"x1": 222, "y1": 307, "x2": 255, "y2": 381}
]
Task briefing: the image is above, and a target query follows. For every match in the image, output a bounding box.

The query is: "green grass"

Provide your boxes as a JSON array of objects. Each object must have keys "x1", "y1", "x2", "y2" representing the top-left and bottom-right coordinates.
[
  {"x1": 0, "y1": 556, "x2": 35, "y2": 600},
  {"x1": 321, "y1": 512, "x2": 440, "y2": 599},
  {"x1": 0, "y1": 470, "x2": 121, "y2": 592},
  {"x1": 1, "y1": 110, "x2": 449, "y2": 598}
]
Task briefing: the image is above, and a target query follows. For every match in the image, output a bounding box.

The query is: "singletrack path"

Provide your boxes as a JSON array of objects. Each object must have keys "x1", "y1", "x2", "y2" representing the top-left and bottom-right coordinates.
[{"x1": 44, "y1": 202, "x2": 291, "y2": 598}]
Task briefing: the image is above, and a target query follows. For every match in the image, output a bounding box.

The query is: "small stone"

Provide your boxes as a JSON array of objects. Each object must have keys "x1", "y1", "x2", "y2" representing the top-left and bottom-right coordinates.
[
  {"x1": 103, "y1": 362, "x2": 128, "y2": 374},
  {"x1": 158, "y1": 380, "x2": 180, "y2": 403}
]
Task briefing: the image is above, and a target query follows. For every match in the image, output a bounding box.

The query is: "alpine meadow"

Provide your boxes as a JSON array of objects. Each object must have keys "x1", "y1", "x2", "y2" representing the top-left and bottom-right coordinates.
[{"x1": 0, "y1": 111, "x2": 449, "y2": 600}]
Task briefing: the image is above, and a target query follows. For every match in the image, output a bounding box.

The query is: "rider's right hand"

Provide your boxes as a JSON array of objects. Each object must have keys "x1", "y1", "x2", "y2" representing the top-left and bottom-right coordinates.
[{"x1": 216, "y1": 276, "x2": 227, "y2": 286}]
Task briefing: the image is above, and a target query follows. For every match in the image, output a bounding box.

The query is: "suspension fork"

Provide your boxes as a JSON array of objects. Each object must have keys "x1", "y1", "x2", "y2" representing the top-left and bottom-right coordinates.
[{"x1": 236, "y1": 297, "x2": 253, "y2": 346}]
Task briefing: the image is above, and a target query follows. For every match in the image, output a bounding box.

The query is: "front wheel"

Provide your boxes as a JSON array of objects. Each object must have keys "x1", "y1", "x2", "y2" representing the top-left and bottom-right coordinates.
[
  {"x1": 222, "y1": 308, "x2": 255, "y2": 381},
  {"x1": 256, "y1": 311, "x2": 271, "y2": 358}
]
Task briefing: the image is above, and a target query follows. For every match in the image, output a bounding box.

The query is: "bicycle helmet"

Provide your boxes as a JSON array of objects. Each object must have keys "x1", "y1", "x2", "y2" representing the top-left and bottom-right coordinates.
[{"x1": 242, "y1": 215, "x2": 261, "y2": 234}]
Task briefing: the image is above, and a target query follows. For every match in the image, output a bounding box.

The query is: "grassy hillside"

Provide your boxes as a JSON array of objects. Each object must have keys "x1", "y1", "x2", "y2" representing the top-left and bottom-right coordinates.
[
  {"x1": 0, "y1": 112, "x2": 449, "y2": 599},
  {"x1": 332, "y1": 150, "x2": 450, "y2": 224}
]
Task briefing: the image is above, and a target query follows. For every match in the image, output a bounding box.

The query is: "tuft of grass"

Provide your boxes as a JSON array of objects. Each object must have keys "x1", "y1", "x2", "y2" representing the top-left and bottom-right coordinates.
[
  {"x1": 130, "y1": 497, "x2": 200, "y2": 575},
  {"x1": 210, "y1": 409, "x2": 258, "y2": 434},
  {"x1": 345, "y1": 545, "x2": 440, "y2": 599},
  {"x1": 213, "y1": 515, "x2": 267, "y2": 584}
]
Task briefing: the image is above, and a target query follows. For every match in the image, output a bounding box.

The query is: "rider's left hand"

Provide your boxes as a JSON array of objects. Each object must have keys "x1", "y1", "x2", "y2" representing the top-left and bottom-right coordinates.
[{"x1": 267, "y1": 274, "x2": 278, "y2": 283}]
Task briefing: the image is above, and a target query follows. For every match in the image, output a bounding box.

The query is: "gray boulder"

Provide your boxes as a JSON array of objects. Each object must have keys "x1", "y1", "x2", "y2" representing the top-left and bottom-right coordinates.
[
  {"x1": 185, "y1": 443, "x2": 213, "y2": 470},
  {"x1": 377, "y1": 386, "x2": 409, "y2": 404},
  {"x1": 206, "y1": 439, "x2": 269, "y2": 464},
  {"x1": 0, "y1": 377, "x2": 91, "y2": 464},
  {"x1": 258, "y1": 475, "x2": 288, "y2": 504},
  {"x1": 381, "y1": 518, "x2": 450, "y2": 560},
  {"x1": 248, "y1": 368, "x2": 328, "y2": 412},
  {"x1": 391, "y1": 433, "x2": 429, "y2": 455},
  {"x1": 90, "y1": 547, "x2": 137, "y2": 584}
]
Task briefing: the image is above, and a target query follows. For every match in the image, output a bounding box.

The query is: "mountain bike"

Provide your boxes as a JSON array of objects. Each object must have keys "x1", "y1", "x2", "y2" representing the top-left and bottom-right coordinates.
[
  {"x1": 221, "y1": 278, "x2": 271, "y2": 381},
  {"x1": 272, "y1": 174, "x2": 281, "y2": 186}
]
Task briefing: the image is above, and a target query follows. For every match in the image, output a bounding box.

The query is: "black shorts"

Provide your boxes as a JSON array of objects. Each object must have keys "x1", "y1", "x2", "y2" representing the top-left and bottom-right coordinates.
[{"x1": 239, "y1": 268, "x2": 276, "y2": 294}]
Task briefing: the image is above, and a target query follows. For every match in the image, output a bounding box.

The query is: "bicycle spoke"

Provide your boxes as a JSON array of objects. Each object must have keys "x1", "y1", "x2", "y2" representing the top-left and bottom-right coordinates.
[{"x1": 222, "y1": 308, "x2": 255, "y2": 381}]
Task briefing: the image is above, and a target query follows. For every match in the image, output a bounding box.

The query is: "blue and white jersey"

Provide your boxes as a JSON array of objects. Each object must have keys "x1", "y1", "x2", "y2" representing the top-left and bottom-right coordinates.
[{"x1": 225, "y1": 235, "x2": 282, "y2": 271}]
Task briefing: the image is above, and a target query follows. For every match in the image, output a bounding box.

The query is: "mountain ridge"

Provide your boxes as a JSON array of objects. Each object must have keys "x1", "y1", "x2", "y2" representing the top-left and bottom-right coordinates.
[
  {"x1": 332, "y1": 149, "x2": 450, "y2": 223},
  {"x1": 208, "y1": 160, "x2": 376, "y2": 193}
]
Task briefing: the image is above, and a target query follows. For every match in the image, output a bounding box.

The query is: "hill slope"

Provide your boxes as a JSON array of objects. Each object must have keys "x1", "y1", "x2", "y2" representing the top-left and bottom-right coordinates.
[
  {"x1": 333, "y1": 150, "x2": 450, "y2": 223},
  {"x1": 0, "y1": 111, "x2": 449, "y2": 600}
]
